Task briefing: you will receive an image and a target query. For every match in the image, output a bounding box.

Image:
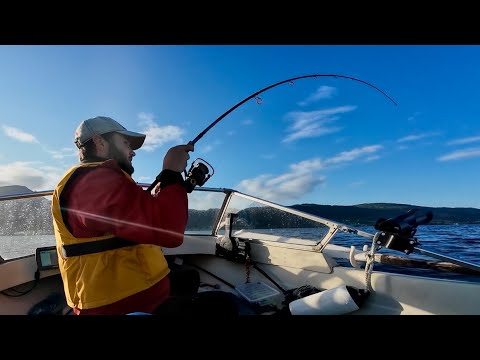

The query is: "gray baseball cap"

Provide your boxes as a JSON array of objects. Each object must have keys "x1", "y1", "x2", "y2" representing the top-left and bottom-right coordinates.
[{"x1": 74, "y1": 116, "x2": 146, "y2": 150}]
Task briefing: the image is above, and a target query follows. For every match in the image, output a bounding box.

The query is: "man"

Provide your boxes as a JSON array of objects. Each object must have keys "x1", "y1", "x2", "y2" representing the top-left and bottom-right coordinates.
[{"x1": 51, "y1": 116, "x2": 196, "y2": 315}]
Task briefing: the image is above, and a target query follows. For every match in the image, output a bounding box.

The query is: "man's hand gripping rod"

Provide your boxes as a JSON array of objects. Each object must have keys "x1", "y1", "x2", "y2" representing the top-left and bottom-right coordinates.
[{"x1": 146, "y1": 141, "x2": 214, "y2": 193}]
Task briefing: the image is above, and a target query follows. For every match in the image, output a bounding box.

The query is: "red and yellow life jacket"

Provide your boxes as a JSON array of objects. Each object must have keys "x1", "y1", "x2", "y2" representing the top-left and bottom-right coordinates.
[{"x1": 51, "y1": 162, "x2": 170, "y2": 309}]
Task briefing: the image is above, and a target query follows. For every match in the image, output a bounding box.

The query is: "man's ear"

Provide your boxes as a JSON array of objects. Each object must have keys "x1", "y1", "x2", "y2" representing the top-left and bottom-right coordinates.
[{"x1": 92, "y1": 134, "x2": 105, "y2": 148}]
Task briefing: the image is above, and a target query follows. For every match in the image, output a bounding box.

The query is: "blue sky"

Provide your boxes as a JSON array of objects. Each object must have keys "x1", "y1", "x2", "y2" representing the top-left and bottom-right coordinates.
[{"x1": 0, "y1": 45, "x2": 479, "y2": 209}]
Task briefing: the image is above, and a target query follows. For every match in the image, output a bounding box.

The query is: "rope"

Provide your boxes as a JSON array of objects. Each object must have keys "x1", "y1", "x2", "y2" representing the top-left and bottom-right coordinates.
[{"x1": 365, "y1": 233, "x2": 382, "y2": 292}]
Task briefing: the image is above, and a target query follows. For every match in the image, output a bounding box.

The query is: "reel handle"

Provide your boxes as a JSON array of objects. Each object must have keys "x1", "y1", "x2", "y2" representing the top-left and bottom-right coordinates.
[{"x1": 146, "y1": 157, "x2": 214, "y2": 194}]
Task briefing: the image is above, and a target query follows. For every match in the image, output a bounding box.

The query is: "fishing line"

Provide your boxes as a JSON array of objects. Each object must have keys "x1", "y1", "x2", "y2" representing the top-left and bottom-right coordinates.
[
  {"x1": 147, "y1": 73, "x2": 397, "y2": 192},
  {"x1": 189, "y1": 73, "x2": 397, "y2": 146}
]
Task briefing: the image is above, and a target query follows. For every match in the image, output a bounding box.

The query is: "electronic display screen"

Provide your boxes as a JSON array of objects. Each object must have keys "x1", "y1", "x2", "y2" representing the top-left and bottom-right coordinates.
[{"x1": 36, "y1": 246, "x2": 59, "y2": 271}]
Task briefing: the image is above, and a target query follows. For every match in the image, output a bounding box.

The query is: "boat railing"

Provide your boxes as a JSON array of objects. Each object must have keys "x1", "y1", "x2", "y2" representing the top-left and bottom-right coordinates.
[{"x1": 0, "y1": 190, "x2": 54, "y2": 201}]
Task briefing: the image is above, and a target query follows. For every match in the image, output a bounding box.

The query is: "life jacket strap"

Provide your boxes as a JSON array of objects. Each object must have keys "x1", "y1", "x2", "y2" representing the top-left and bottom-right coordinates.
[{"x1": 62, "y1": 237, "x2": 137, "y2": 257}]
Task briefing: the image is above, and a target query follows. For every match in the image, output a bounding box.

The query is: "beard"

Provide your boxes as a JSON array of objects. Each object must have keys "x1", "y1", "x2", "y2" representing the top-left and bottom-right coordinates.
[{"x1": 108, "y1": 142, "x2": 134, "y2": 175}]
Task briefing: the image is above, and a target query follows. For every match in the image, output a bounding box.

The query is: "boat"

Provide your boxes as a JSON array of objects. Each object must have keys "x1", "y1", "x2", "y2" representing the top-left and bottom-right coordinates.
[{"x1": 1, "y1": 182, "x2": 480, "y2": 316}]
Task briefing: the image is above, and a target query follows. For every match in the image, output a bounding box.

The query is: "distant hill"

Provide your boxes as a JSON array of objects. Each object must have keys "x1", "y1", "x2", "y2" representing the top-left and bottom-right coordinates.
[
  {"x1": 289, "y1": 203, "x2": 480, "y2": 226},
  {"x1": 186, "y1": 202, "x2": 480, "y2": 232},
  {"x1": 0, "y1": 185, "x2": 33, "y2": 196}
]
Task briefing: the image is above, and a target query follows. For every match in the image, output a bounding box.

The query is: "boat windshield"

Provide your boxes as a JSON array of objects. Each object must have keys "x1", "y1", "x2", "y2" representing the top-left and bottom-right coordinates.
[
  {"x1": 0, "y1": 187, "x2": 231, "y2": 260},
  {"x1": 216, "y1": 190, "x2": 332, "y2": 245},
  {"x1": 0, "y1": 187, "x2": 341, "y2": 260},
  {"x1": 185, "y1": 189, "x2": 226, "y2": 234},
  {"x1": 0, "y1": 194, "x2": 55, "y2": 260}
]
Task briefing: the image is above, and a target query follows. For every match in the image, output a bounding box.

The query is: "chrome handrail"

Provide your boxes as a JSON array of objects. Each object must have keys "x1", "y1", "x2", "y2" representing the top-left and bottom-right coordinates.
[{"x1": 0, "y1": 184, "x2": 232, "y2": 202}]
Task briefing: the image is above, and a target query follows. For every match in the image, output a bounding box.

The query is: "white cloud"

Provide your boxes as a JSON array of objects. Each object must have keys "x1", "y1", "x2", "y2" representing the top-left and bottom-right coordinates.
[
  {"x1": 348, "y1": 181, "x2": 365, "y2": 188},
  {"x1": 447, "y1": 136, "x2": 480, "y2": 146},
  {"x1": 325, "y1": 145, "x2": 382, "y2": 165},
  {"x1": 137, "y1": 112, "x2": 185, "y2": 152},
  {"x1": 45, "y1": 147, "x2": 78, "y2": 160},
  {"x1": 2, "y1": 125, "x2": 39, "y2": 143},
  {"x1": 188, "y1": 190, "x2": 226, "y2": 211},
  {"x1": 364, "y1": 155, "x2": 380, "y2": 162},
  {"x1": 407, "y1": 112, "x2": 421, "y2": 122},
  {"x1": 0, "y1": 161, "x2": 66, "y2": 191},
  {"x1": 202, "y1": 144, "x2": 214, "y2": 153},
  {"x1": 437, "y1": 147, "x2": 480, "y2": 161},
  {"x1": 199, "y1": 140, "x2": 222, "y2": 154},
  {"x1": 290, "y1": 158, "x2": 324, "y2": 172},
  {"x1": 298, "y1": 85, "x2": 336, "y2": 106},
  {"x1": 282, "y1": 106, "x2": 356, "y2": 143},
  {"x1": 138, "y1": 112, "x2": 154, "y2": 122},
  {"x1": 236, "y1": 144, "x2": 382, "y2": 203},
  {"x1": 397, "y1": 132, "x2": 439, "y2": 143},
  {"x1": 237, "y1": 172, "x2": 324, "y2": 203}
]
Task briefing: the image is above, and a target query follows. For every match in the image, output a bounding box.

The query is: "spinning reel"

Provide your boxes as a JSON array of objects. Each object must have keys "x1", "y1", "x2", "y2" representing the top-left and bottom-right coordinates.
[
  {"x1": 146, "y1": 157, "x2": 214, "y2": 194},
  {"x1": 183, "y1": 158, "x2": 214, "y2": 193}
]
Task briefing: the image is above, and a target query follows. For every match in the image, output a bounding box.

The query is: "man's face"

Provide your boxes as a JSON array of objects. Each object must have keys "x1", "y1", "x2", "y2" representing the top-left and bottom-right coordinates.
[{"x1": 107, "y1": 133, "x2": 135, "y2": 175}]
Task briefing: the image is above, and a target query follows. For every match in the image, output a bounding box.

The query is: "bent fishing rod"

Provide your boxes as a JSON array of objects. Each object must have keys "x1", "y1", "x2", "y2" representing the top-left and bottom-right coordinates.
[{"x1": 147, "y1": 73, "x2": 397, "y2": 193}]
